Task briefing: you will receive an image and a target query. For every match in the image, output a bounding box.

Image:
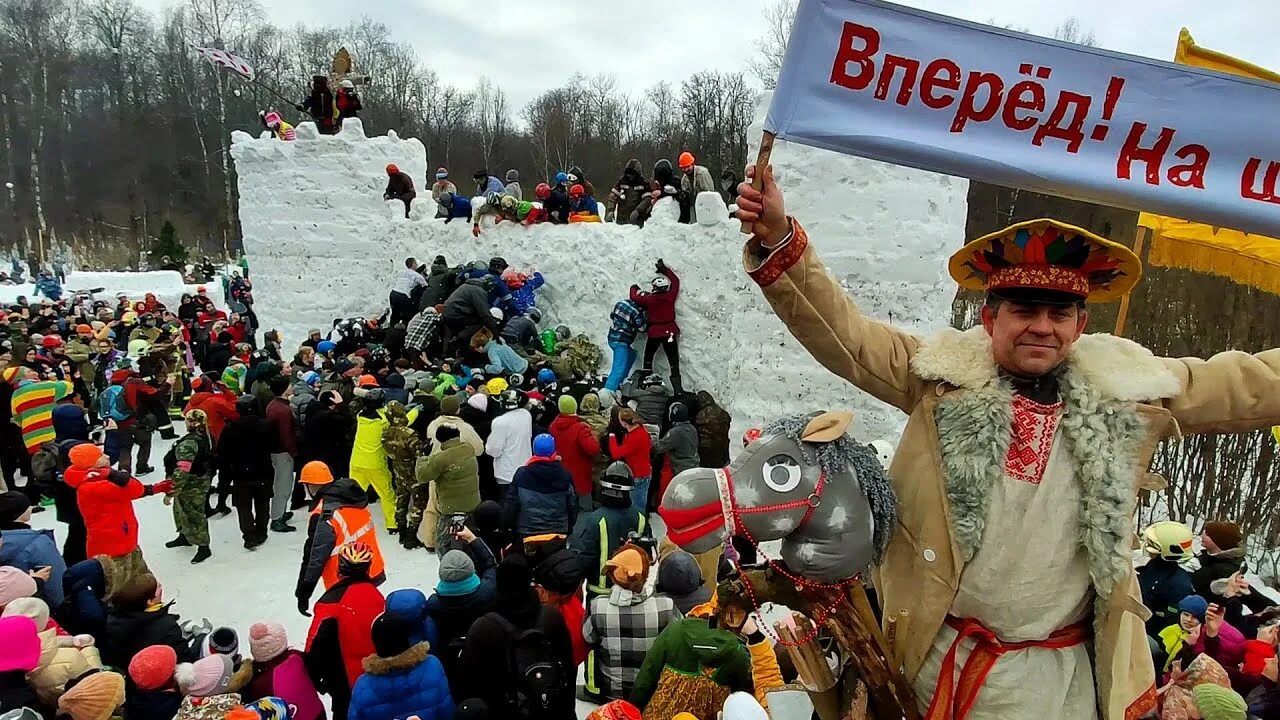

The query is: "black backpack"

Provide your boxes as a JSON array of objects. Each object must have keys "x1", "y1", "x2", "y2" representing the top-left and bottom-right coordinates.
[{"x1": 493, "y1": 615, "x2": 564, "y2": 719}]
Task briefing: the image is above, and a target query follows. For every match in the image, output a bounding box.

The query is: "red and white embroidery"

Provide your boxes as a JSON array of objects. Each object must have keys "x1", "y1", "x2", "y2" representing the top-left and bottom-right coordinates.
[{"x1": 1004, "y1": 394, "x2": 1062, "y2": 485}]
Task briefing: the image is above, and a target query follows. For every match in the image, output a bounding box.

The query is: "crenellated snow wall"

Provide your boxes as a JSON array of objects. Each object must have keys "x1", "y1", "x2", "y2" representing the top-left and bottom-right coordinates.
[{"x1": 231, "y1": 99, "x2": 968, "y2": 442}]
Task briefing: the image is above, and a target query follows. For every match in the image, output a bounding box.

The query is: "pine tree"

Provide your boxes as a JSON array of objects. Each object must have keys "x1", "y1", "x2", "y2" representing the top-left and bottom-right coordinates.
[{"x1": 152, "y1": 221, "x2": 187, "y2": 266}]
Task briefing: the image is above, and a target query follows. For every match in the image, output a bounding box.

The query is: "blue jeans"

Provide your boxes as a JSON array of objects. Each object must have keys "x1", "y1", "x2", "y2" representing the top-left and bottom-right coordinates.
[
  {"x1": 606, "y1": 342, "x2": 636, "y2": 391},
  {"x1": 631, "y1": 475, "x2": 651, "y2": 514}
]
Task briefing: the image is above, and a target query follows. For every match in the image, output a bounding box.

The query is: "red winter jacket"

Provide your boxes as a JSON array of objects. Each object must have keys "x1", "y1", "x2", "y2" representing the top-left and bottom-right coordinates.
[
  {"x1": 66, "y1": 466, "x2": 148, "y2": 558},
  {"x1": 549, "y1": 414, "x2": 601, "y2": 497},
  {"x1": 305, "y1": 580, "x2": 385, "y2": 688},
  {"x1": 184, "y1": 389, "x2": 239, "y2": 442},
  {"x1": 629, "y1": 266, "x2": 680, "y2": 338},
  {"x1": 608, "y1": 426, "x2": 653, "y2": 479}
]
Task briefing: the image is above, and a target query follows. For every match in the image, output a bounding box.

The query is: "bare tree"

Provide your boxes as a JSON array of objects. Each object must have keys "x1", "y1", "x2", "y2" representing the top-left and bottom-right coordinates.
[
  {"x1": 749, "y1": 0, "x2": 798, "y2": 90},
  {"x1": 474, "y1": 76, "x2": 511, "y2": 172},
  {"x1": 1052, "y1": 17, "x2": 1097, "y2": 46}
]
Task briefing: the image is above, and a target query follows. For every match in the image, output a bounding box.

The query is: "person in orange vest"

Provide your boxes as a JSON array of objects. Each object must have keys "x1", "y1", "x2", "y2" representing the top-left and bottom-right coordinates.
[{"x1": 294, "y1": 461, "x2": 386, "y2": 616}]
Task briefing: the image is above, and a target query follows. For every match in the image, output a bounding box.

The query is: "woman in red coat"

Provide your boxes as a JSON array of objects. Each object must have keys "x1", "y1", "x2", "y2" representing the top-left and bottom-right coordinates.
[
  {"x1": 629, "y1": 260, "x2": 682, "y2": 393},
  {"x1": 548, "y1": 395, "x2": 601, "y2": 509},
  {"x1": 607, "y1": 409, "x2": 652, "y2": 514},
  {"x1": 64, "y1": 443, "x2": 172, "y2": 559}
]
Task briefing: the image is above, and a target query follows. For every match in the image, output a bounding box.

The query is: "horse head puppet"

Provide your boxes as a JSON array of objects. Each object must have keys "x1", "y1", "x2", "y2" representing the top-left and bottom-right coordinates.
[{"x1": 660, "y1": 410, "x2": 898, "y2": 583}]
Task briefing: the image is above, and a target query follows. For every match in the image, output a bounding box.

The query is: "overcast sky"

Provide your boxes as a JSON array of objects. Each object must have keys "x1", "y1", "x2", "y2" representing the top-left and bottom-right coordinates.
[{"x1": 133, "y1": 0, "x2": 1279, "y2": 111}]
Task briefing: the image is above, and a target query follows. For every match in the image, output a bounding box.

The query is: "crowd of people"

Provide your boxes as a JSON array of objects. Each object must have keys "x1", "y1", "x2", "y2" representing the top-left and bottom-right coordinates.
[
  {"x1": 1137, "y1": 519, "x2": 1280, "y2": 718},
  {"x1": 385, "y1": 153, "x2": 739, "y2": 231},
  {"x1": 0, "y1": 249, "x2": 798, "y2": 720}
]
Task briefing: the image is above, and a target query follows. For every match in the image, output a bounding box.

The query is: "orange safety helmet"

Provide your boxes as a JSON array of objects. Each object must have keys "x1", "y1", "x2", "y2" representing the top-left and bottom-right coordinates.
[
  {"x1": 386, "y1": 164, "x2": 399, "y2": 175},
  {"x1": 357, "y1": 374, "x2": 379, "y2": 388},
  {"x1": 300, "y1": 460, "x2": 334, "y2": 486},
  {"x1": 678, "y1": 151, "x2": 695, "y2": 169}
]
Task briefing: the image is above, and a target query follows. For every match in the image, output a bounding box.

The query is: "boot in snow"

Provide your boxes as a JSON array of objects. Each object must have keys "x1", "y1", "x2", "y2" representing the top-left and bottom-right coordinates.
[
  {"x1": 165, "y1": 535, "x2": 191, "y2": 548},
  {"x1": 400, "y1": 533, "x2": 422, "y2": 551},
  {"x1": 190, "y1": 546, "x2": 212, "y2": 564},
  {"x1": 270, "y1": 518, "x2": 296, "y2": 533}
]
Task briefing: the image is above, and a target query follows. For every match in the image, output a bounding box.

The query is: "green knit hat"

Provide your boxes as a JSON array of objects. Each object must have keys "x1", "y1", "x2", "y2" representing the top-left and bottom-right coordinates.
[
  {"x1": 1192, "y1": 684, "x2": 1247, "y2": 720},
  {"x1": 558, "y1": 394, "x2": 578, "y2": 416}
]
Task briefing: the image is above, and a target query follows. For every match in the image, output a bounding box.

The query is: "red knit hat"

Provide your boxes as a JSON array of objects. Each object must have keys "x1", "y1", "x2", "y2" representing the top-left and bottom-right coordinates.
[
  {"x1": 128, "y1": 645, "x2": 177, "y2": 690},
  {"x1": 1243, "y1": 639, "x2": 1276, "y2": 676}
]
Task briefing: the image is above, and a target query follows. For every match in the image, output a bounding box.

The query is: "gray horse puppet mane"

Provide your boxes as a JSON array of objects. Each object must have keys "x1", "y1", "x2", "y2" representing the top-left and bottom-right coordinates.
[{"x1": 763, "y1": 411, "x2": 898, "y2": 565}]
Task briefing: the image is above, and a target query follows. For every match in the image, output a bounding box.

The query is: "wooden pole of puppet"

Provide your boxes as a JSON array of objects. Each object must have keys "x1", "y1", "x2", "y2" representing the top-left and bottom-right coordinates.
[
  {"x1": 1113, "y1": 225, "x2": 1151, "y2": 338},
  {"x1": 720, "y1": 570, "x2": 921, "y2": 720}
]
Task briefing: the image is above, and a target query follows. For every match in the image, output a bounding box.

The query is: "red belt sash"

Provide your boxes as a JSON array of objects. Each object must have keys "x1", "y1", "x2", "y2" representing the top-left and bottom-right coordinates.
[{"x1": 923, "y1": 615, "x2": 1091, "y2": 720}]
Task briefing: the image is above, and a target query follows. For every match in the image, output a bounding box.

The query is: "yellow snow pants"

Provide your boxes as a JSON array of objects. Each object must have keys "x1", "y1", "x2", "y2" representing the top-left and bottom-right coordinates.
[{"x1": 350, "y1": 464, "x2": 397, "y2": 531}]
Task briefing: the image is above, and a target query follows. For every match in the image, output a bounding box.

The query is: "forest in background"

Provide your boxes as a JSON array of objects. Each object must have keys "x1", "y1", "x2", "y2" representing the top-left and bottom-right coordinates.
[{"x1": 0, "y1": 0, "x2": 756, "y2": 267}]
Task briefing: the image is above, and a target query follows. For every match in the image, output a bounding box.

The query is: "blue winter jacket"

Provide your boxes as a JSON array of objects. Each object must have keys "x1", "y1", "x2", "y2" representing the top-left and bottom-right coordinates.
[
  {"x1": 61, "y1": 558, "x2": 107, "y2": 636},
  {"x1": 0, "y1": 525, "x2": 66, "y2": 608},
  {"x1": 347, "y1": 643, "x2": 455, "y2": 720},
  {"x1": 502, "y1": 457, "x2": 577, "y2": 538},
  {"x1": 509, "y1": 273, "x2": 545, "y2": 315},
  {"x1": 440, "y1": 193, "x2": 473, "y2": 221},
  {"x1": 570, "y1": 195, "x2": 600, "y2": 216},
  {"x1": 34, "y1": 276, "x2": 63, "y2": 301},
  {"x1": 385, "y1": 589, "x2": 439, "y2": 651},
  {"x1": 484, "y1": 340, "x2": 529, "y2": 376}
]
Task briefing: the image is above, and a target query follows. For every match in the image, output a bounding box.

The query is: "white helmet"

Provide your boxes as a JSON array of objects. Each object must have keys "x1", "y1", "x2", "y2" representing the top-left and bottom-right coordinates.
[
  {"x1": 869, "y1": 439, "x2": 895, "y2": 470},
  {"x1": 340, "y1": 79, "x2": 355, "y2": 89},
  {"x1": 652, "y1": 275, "x2": 672, "y2": 291}
]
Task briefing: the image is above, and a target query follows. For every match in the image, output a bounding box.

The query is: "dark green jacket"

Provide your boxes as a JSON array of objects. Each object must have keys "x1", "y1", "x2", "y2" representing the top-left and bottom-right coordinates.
[
  {"x1": 630, "y1": 617, "x2": 751, "y2": 710},
  {"x1": 414, "y1": 438, "x2": 480, "y2": 514}
]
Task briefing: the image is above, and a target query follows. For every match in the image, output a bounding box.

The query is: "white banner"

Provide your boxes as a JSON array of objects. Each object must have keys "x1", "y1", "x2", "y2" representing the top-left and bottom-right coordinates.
[
  {"x1": 768, "y1": 0, "x2": 1280, "y2": 237},
  {"x1": 194, "y1": 46, "x2": 256, "y2": 82}
]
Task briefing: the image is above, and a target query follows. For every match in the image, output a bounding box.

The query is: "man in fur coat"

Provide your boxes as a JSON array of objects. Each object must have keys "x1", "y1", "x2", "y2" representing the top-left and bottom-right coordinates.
[{"x1": 735, "y1": 165, "x2": 1280, "y2": 720}]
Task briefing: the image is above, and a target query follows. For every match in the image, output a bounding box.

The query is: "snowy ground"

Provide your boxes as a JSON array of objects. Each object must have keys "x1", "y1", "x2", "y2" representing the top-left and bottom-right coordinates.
[
  {"x1": 0, "y1": 271, "x2": 219, "y2": 314},
  {"x1": 27, "y1": 433, "x2": 602, "y2": 717}
]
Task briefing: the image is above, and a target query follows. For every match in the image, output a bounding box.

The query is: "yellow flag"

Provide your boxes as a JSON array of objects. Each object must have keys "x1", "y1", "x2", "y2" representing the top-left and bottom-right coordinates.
[{"x1": 1138, "y1": 30, "x2": 1280, "y2": 293}]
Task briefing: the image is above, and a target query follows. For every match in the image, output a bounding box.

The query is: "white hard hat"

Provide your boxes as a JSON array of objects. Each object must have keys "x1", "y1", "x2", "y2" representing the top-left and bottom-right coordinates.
[
  {"x1": 869, "y1": 439, "x2": 895, "y2": 470},
  {"x1": 340, "y1": 79, "x2": 355, "y2": 89}
]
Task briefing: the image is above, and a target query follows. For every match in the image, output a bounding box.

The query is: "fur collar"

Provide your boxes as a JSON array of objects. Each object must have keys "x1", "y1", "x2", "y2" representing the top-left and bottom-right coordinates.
[
  {"x1": 912, "y1": 326, "x2": 1182, "y2": 402},
  {"x1": 361, "y1": 642, "x2": 429, "y2": 675}
]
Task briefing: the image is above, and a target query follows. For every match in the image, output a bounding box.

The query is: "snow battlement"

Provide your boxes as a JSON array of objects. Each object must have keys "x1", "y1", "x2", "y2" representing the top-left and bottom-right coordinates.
[{"x1": 231, "y1": 104, "x2": 968, "y2": 441}]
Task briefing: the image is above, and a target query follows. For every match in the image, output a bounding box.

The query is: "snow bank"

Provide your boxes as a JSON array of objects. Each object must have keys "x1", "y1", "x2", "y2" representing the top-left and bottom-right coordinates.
[
  {"x1": 0, "y1": 270, "x2": 215, "y2": 313},
  {"x1": 232, "y1": 104, "x2": 967, "y2": 442}
]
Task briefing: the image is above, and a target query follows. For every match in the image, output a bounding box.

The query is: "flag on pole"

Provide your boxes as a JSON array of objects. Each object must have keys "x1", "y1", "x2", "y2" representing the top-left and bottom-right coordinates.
[{"x1": 193, "y1": 46, "x2": 255, "y2": 82}]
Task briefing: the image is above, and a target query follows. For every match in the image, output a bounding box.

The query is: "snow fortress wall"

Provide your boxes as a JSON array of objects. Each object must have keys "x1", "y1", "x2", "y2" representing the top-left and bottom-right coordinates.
[{"x1": 230, "y1": 103, "x2": 968, "y2": 442}]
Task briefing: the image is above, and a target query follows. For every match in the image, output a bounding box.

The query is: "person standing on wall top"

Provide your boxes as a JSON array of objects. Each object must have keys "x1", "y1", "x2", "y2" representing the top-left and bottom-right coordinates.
[
  {"x1": 383, "y1": 165, "x2": 416, "y2": 220},
  {"x1": 677, "y1": 152, "x2": 715, "y2": 223},
  {"x1": 472, "y1": 170, "x2": 505, "y2": 196},
  {"x1": 732, "y1": 163, "x2": 1280, "y2": 720},
  {"x1": 336, "y1": 79, "x2": 362, "y2": 123},
  {"x1": 431, "y1": 169, "x2": 457, "y2": 218},
  {"x1": 503, "y1": 169, "x2": 522, "y2": 200},
  {"x1": 297, "y1": 75, "x2": 338, "y2": 135}
]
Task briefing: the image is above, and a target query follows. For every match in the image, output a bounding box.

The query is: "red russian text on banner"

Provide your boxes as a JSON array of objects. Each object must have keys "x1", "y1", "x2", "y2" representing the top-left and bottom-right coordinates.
[{"x1": 767, "y1": 0, "x2": 1280, "y2": 237}]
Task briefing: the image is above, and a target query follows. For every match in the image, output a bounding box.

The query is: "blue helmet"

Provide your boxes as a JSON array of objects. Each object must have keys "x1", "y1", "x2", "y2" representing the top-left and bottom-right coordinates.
[
  {"x1": 316, "y1": 340, "x2": 336, "y2": 354},
  {"x1": 537, "y1": 368, "x2": 557, "y2": 386},
  {"x1": 554, "y1": 172, "x2": 568, "y2": 185},
  {"x1": 533, "y1": 433, "x2": 556, "y2": 458}
]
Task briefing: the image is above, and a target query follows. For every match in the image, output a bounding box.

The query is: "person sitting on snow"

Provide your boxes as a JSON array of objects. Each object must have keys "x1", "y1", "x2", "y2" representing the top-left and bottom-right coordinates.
[
  {"x1": 383, "y1": 164, "x2": 416, "y2": 219},
  {"x1": 568, "y1": 184, "x2": 601, "y2": 222},
  {"x1": 544, "y1": 175, "x2": 572, "y2": 224},
  {"x1": 258, "y1": 110, "x2": 295, "y2": 141}
]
